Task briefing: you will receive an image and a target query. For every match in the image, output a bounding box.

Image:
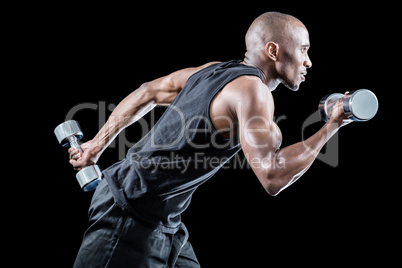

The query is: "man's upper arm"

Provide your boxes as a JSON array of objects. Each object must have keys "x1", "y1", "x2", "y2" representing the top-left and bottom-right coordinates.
[
  {"x1": 146, "y1": 62, "x2": 220, "y2": 105},
  {"x1": 234, "y1": 78, "x2": 282, "y2": 187}
]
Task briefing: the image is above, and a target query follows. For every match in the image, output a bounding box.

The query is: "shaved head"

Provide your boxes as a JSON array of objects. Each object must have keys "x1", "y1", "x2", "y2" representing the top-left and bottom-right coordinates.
[
  {"x1": 246, "y1": 12, "x2": 305, "y2": 51},
  {"x1": 243, "y1": 12, "x2": 312, "y2": 91}
]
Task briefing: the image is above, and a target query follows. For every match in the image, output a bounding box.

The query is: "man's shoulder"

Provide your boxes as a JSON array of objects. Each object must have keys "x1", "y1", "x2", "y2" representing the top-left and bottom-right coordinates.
[{"x1": 225, "y1": 75, "x2": 270, "y2": 102}]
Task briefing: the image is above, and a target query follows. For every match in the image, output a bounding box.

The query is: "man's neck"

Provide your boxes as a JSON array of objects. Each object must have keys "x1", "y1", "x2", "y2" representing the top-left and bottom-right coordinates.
[{"x1": 242, "y1": 52, "x2": 280, "y2": 91}]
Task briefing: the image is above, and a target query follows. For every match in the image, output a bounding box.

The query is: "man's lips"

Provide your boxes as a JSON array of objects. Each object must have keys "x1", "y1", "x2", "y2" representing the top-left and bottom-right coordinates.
[{"x1": 300, "y1": 71, "x2": 307, "y2": 81}]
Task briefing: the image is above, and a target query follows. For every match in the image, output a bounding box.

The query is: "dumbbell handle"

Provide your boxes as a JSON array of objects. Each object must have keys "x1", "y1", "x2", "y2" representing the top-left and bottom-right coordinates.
[{"x1": 68, "y1": 135, "x2": 83, "y2": 155}]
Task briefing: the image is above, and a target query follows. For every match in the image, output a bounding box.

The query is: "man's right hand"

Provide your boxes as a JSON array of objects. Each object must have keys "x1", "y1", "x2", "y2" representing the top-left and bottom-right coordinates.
[{"x1": 329, "y1": 92, "x2": 353, "y2": 128}]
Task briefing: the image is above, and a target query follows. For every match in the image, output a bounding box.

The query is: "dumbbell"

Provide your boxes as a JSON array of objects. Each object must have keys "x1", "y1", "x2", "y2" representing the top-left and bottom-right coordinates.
[
  {"x1": 319, "y1": 89, "x2": 379, "y2": 122},
  {"x1": 54, "y1": 120, "x2": 102, "y2": 192}
]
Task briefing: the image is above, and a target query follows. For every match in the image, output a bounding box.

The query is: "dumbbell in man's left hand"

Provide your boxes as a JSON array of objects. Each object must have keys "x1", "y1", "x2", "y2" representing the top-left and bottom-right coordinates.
[{"x1": 68, "y1": 140, "x2": 101, "y2": 171}]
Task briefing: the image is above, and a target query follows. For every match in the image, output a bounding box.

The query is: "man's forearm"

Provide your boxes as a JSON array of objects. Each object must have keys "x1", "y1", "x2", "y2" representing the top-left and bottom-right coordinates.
[
  {"x1": 91, "y1": 85, "x2": 156, "y2": 155},
  {"x1": 267, "y1": 120, "x2": 341, "y2": 195}
]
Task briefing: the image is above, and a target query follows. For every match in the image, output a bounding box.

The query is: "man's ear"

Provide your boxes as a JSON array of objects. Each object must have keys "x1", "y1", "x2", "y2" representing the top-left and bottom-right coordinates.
[{"x1": 265, "y1": 42, "x2": 279, "y2": 61}]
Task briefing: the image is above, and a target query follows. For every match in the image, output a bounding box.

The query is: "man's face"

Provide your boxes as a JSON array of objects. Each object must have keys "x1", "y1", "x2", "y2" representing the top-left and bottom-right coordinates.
[{"x1": 276, "y1": 25, "x2": 312, "y2": 91}]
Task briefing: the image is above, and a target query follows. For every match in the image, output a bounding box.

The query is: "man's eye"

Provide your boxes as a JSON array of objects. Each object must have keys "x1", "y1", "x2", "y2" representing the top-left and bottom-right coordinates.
[{"x1": 301, "y1": 48, "x2": 307, "y2": 53}]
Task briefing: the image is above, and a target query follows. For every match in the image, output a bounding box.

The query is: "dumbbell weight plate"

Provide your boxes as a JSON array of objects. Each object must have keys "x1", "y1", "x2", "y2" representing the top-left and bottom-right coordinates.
[
  {"x1": 343, "y1": 89, "x2": 378, "y2": 121},
  {"x1": 54, "y1": 120, "x2": 83, "y2": 147},
  {"x1": 76, "y1": 165, "x2": 102, "y2": 192}
]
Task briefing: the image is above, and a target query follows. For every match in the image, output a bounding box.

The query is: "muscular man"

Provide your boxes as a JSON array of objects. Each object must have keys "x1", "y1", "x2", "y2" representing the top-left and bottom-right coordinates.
[{"x1": 70, "y1": 12, "x2": 350, "y2": 267}]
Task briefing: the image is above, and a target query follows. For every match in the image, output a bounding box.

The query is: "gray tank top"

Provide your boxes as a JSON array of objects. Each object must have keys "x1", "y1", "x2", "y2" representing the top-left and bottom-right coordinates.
[{"x1": 103, "y1": 60, "x2": 263, "y2": 233}]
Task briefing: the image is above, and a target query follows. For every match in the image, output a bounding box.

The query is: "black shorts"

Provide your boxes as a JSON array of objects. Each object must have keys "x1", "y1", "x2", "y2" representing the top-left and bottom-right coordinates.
[{"x1": 73, "y1": 179, "x2": 200, "y2": 268}]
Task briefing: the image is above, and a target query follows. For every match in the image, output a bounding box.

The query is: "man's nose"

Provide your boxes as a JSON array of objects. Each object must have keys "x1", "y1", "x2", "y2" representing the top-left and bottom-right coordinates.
[{"x1": 304, "y1": 55, "x2": 312, "y2": 68}]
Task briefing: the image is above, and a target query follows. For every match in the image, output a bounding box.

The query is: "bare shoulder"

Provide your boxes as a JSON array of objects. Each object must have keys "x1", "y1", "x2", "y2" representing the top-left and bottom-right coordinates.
[
  {"x1": 210, "y1": 74, "x2": 274, "y2": 138},
  {"x1": 227, "y1": 75, "x2": 270, "y2": 99},
  {"x1": 224, "y1": 75, "x2": 274, "y2": 119}
]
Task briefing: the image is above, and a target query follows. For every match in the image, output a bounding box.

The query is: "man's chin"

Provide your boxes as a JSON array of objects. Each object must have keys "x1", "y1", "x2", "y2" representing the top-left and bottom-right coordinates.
[
  {"x1": 285, "y1": 83, "x2": 300, "y2": 91},
  {"x1": 281, "y1": 79, "x2": 300, "y2": 91}
]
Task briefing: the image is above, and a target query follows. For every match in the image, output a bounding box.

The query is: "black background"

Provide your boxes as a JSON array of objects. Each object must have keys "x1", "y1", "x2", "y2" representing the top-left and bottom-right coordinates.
[{"x1": 26, "y1": 2, "x2": 397, "y2": 267}]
